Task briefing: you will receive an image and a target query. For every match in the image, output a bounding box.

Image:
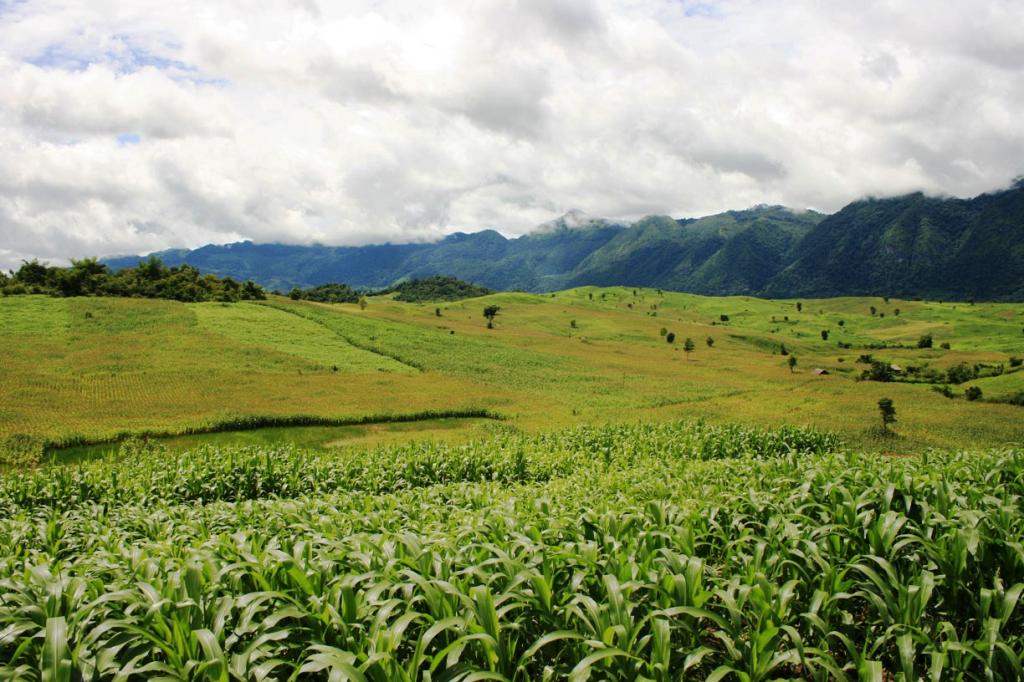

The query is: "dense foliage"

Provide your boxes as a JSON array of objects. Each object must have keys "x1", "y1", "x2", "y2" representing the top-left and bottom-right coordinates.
[
  {"x1": 1, "y1": 421, "x2": 1022, "y2": 680},
  {"x1": 1, "y1": 257, "x2": 265, "y2": 302},
  {"x1": 384, "y1": 276, "x2": 492, "y2": 302},
  {"x1": 288, "y1": 283, "x2": 360, "y2": 303}
]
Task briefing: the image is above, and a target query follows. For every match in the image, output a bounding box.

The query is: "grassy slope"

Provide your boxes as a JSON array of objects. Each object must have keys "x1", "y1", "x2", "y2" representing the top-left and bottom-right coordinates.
[{"x1": 1, "y1": 290, "x2": 1022, "y2": 451}]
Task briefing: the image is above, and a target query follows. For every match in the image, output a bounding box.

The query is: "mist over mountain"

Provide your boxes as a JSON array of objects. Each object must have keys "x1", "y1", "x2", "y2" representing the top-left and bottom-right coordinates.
[{"x1": 104, "y1": 181, "x2": 1024, "y2": 300}]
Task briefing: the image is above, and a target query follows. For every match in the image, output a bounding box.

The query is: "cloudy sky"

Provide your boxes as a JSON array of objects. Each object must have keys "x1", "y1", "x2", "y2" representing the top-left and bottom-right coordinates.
[{"x1": 1, "y1": 0, "x2": 1023, "y2": 269}]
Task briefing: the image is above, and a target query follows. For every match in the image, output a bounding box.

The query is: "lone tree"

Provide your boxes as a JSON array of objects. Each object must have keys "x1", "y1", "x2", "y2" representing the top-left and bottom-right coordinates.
[
  {"x1": 684, "y1": 337, "x2": 695, "y2": 356},
  {"x1": 483, "y1": 305, "x2": 501, "y2": 329},
  {"x1": 820, "y1": 330, "x2": 829, "y2": 341},
  {"x1": 878, "y1": 397, "x2": 897, "y2": 433},
  {"x1": 706, "y1": 336, "x2": 714, "y2": 347},
  {"x1": 666, "y1": 332, "x2": 676, "y2": 344},
  {"x1": 917, "y1": 333, "x2": 933, "y2": 349},
  {"x1": 779, "y1": 343, "x2": 789, "y2": 356},
  {"x1": 796, "y1": 302, "x2": 803, "y2": 312},
  {"x1": 787, "y1": 355, "x2": 797, "y2": 373}
]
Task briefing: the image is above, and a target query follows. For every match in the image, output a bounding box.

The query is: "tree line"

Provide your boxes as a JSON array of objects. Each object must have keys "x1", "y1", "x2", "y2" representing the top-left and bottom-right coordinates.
[{"x1": 0, "y1": 257, "x2": 266, "y2": 302}]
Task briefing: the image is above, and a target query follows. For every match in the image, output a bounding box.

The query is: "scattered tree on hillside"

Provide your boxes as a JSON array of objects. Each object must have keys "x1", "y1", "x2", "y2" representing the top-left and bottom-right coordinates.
[
  {"x1": 796, "y1": 302, "x2": 803, "y2": 312},
  {"x1": 838, "y1": 320, "x2": 845, "y2": 327},
  {"x1": 719, "y1": 314, "x2": 730, "y2": 322},
  {"x1": 659, "y1": 327, "x2": 667, "y2": 337},
  {"x1": 787, "y1": 355, "x2": 797, "y2": 373},
  {"x1": 917, "y1": 333, "x2": 933, "y2": 349},
  {"x1": 878, "y1": 397, "x2": 896, "y2": 433},
  {"x1": 870, "y1": 305, "x2": 877, "y2": 316},
  {"x1": 358, "y1": 297, "x2": 368, "y2": 310},
  {"x1": 435, "y1": 307, "x2": 442, "y2": 317},
  {"x1": 820, "y1": 330, "x2": 829, "y2": 341},
  {"x1": 483, "y1": 305, "x2": 501, "y2": 329},
  {"x1": 666, "y1": 332, "x2": 676, "y2": 344},
  {"x1": 684, "y1": 337, "x2": 695, "y2": 356},
  {"x1": 779, "y1": 343, "x2": 789, "y2": 356},
  {"x1": 862, "y1": 361, "x2": 894, "y2": 382},
  {"x1": 706, "y1": 336, "x2": 714, "y2": 347},
  {"x1": 965, "y1": 386, "x2": 983, "y2": 401}
]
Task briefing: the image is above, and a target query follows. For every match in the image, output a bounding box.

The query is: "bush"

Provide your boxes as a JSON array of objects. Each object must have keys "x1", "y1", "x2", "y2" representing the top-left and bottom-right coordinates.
[
  {"x1": 917, "y1": 334, "x2": 933, "y2": 349},
  {"x1": 1009, "y1": 356, "x2": 1022, "y2": 368},
  {"x1": 965, "y1": 386, "x2": 983, "y2": 401},
  {"x1": 666, "y1": 332, "x2": 676, "y2": 344},
  {"x1": 861, "y1": 361, "x2": 895, "y2": 382},
  {"x1": 946, "y1": 362, "x2": 977, "y2": 384}
]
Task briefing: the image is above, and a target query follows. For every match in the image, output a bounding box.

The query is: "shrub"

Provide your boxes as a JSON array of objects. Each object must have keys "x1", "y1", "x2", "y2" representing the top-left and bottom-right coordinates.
[
  {"x1": 862, "y1": 361, "x2": 894, "y2": 382},
  {"x1": 946, "y1": 362, "x2": 977, "y2": 384},
  {"x1": 820, "y1": 330, "x2": 829, "y2": 341},
  {"x1": 965, "y1": 386, "x2": 983, "y2": 401},
  {"x1": 666, "y1": 332, "x2": 676, "y2": 344},
  {"x1": 877, "y1": 397, "x2": 896, "y2": 432},
  {"x1": 719, "y1": 314, "x2": 729, "y2": 322},
  {"x1": 917, "y1": 333, "x2": 933, "y2": 349},
  {"x1": 1009, "y1": 356, "x2": 1022, "y2": 368}
]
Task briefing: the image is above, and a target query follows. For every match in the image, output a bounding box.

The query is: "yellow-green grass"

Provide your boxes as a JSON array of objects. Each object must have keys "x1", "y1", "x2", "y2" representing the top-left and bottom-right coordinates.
[{"x1": 1, "y1": 288, "x2": 1022, "y2": 455}]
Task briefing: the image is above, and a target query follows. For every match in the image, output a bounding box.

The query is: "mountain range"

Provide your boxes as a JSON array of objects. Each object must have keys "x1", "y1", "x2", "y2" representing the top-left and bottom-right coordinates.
[{"x1": 103, "y1": 180, "x2": 1024, "y2": 300}]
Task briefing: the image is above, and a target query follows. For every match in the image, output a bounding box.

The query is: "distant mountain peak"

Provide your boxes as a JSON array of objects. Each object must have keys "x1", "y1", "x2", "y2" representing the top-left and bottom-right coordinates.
[{"x1": 534, "y1": 209, "x2": 608, "y2": 233}]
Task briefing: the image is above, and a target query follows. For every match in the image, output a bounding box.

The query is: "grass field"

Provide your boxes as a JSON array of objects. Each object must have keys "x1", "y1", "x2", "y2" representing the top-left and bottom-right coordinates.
[{"x1": 1, "y1": 289, "x2": 1022, "y2": 455}]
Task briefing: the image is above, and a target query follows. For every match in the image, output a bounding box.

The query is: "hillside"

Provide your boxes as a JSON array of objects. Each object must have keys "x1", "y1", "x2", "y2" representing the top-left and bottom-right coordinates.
[
  {"x1": 2, "y1": 289, "x2": 1022, "y2": 457},
  {"x1": 102, "y1": 181, "x2": 1024, "y2": 300}
]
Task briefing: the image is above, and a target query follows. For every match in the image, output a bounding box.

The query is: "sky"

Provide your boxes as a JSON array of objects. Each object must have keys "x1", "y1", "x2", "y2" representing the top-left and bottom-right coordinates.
[{"x1": 1, "y1": 0, "x2": 1023, "y2": 270}]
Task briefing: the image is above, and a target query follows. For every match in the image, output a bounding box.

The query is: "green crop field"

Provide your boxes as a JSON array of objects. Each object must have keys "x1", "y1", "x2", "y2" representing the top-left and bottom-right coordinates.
[
  {"x1": 1, "y1": 422, "x2": 1022, "y2": 679},
  {"x1": 1, "y1": 290, "x2": 1023, "y2": 679}
]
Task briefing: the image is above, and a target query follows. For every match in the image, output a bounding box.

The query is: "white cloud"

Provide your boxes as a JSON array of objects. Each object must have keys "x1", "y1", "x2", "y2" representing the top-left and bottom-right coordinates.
[{"x1": 0, "y1": 0, "x2": 1023, "y2": 269}]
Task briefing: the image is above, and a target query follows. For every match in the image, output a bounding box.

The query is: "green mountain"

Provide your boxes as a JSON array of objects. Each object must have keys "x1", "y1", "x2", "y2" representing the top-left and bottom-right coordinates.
[
  {"x1": 765, "y1": 180, "x2": 1024, "y2": 300},
  {"x1": 562, "y1": 206, "x2": 823, "y2": 294},
  {"x1": 103, "y1": 181, "x2": 1024, "y2": 299}
]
